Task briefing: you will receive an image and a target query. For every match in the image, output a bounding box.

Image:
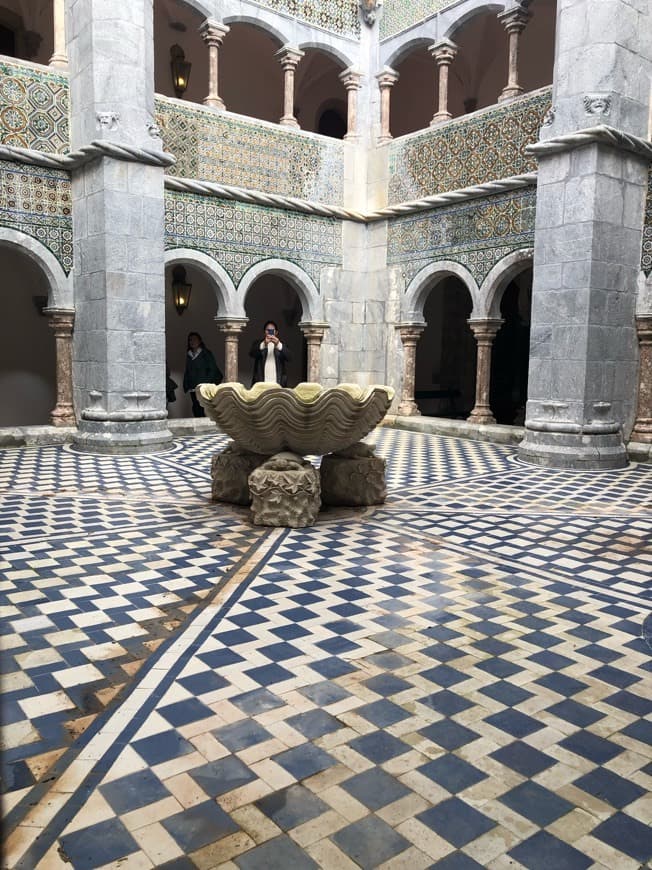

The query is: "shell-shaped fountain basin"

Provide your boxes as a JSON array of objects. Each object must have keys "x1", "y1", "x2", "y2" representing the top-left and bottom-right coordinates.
[{"x1": 198, "y1": 382, "x2": 395, "y2": 456}]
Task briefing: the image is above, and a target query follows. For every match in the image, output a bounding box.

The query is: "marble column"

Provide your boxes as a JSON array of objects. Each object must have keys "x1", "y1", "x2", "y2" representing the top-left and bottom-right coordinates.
[
  {"x1": 339, "y1": 68, "x2": 363, "y2": 140},
  {"x1": 300, "y1": 322, "x2": 328, "y2": 383},
  {"x1": 276, "y1": 46, "x2": 304, "y2": 128},
  {"x1": 468, "y1": 319, "x2": 502, "y2": 425},
  {"x1": 498, "y1": 5, "x2": 529, "y2": 103},
  {"x1": 630, "y1": 315, "x2": 652, "y2": 443},
  {"x1": 376, "y1": 68, "x2": 399, "y2": 143},
  {"x1": 216, "y1": 317, "x2": 248, "y2": 383},
  {"x1": 46, "y1": 308, "x2": 76, "y2": 426},
  {"x1": 429, "y1": 39, "x2": 458, "y2": 126},
  {"x1": 69, "y1": 0, "x2": 172, "y2": 454},
  {"x1": 199, "y1": 19, "x2": 229, "y2": 110},
  {"x1": 49, "y1": 0, "x2": 67, "y2": 68},
  {"x1": 396, "y1": 323, "x2": 425, "y2": 416}
]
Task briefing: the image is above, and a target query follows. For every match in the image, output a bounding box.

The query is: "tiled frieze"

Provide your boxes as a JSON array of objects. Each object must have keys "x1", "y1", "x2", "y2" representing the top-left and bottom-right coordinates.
[
  {"x1": 0, "y1": 160, "x2": 73, "y2": 273},
  {"x1": 642, "y1": 168, "x2": 652, "y2": 276},
  {"x1": 380, "y1": 0, "x2": 451, "y2": 40},
  {"x1": 165, "y1": 191, "x2": 342, "y2": 285},
  {"x1": 387, "y1": 187, "x2": 536, "y2": 286},
  {"x1": 388, "y1": 88, "x2": 552, "y2": 204},
  {"x1": 0, "y1": 60, "x2": 69, "y2": 153},
  {"x1": 156, "y1": 99, "x2": 344, "y2": 205},
  {"x1": 252, "y1": 0, "x2": 360, "y2": 35}
]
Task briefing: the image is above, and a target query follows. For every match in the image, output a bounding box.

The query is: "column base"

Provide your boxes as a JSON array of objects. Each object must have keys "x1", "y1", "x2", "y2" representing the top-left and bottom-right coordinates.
[
  {"x1": 50, "y1": 405, "x2": 76, "y2": 427},
  {"x1": 498, "y1": 86, "x2": 524, "y2": 102},
  {"x1": 203, "y1": 96, "x2": 225, "y2": 110},
  {"x1": 430, "y1": 112, "x2": 452, "y2": 126},
  {"x1": 467, "y1": 410, "x2": 496, "y2": 425},
  {"x1": 280, "y1": 116, "x2": 300, "y2": 128},
  {"x1": 377, "y1": 134, "x2": 393, "y2": 144},
  {"x1": 397, "y1": 401, "x2": 420, "y2": 416},
  {"x1": 49, "y1": 54, "x2": 68, "y2": 69},
  {"x1": 518, "y1": 429, "x2": 628, "y2": 470},
  {"x1": 72, "y1": 419, "x2": 173, "y2": 455},
  {"x1": 629, "y1": 419, "x2": 652, "y2": 443}
]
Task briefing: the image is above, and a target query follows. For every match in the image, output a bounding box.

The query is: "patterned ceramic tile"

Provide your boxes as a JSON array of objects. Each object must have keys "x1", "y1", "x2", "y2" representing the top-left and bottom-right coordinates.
[
  {"x1": 0, "y1": 159, "x2": 73, "y2": 273},
  {"x1": 164, "y1": 191, "x2": 342, "y2": 285},
  {"x1": 253, "y1": 0, "x2": 360, "y2": 36},
  {"x1": 0, "y1": 59, "x2": 69, "y2": 153},
  {"x1": 380, "y1": 0, "x2": 451, "y2": 40},
  {"x1": 387, "y1": 187, "x2": 535, "y2": 286},
  {"x1": 389, "y1": 89, "x2": 551, "y2": 203}
]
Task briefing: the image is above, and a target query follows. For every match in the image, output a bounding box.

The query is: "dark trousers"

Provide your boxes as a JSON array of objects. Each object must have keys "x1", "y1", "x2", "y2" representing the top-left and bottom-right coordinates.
[{"x1": 190, "y1": 391, "x2": 205, "y2": 417}]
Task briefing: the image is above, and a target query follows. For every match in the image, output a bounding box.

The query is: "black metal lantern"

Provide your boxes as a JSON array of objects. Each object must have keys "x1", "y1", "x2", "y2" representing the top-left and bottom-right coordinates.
[
  {"x1": 170, "y1": 44, "x2": 191, "y2": 98},
  {"x1": 171, "y1": 265, "x2": 192, "y2": 315}
]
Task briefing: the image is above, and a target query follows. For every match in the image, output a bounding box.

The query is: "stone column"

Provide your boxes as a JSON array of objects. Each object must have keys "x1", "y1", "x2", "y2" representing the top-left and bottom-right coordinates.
[
  {"x1": 429, "y1": 39, "x2": 458, "y2": 126},
  {"x1": 467, "y1": 319, "x2": 502, "y2": 425},
  {"x1": 68, "y1": 0, "x2": 173, "y2": 454},
  {"x1": 276, "y1": 46, "x2": 304, "y2": 128},
  {"x1": 199, "y1": 19, "x2": 229, "y2": 110},
  {"x1": 498, "y1": 5, "x2": 529, "y2": 103},
  {"x1": 518, "y1": 0, "x2": 651, "y2": 469},
  {"x1": 396, "y1": 323, "x2": 425, "y2": 416},
  {"x1": 376, "y1": 68, "x2": 399, "y2": 143},
  {"x1": 49, "y1": 0, "x2": 67, "y2": 68},
  {"x1": 300, "y1": 322, "x2": 328, "y2": 383},
  {"x1": 46, "y1": 308, "x2": 76, "y2": 426},
  {"x1": 630, "y1": 315, "x2": 652, "y2": 443},
  {"x1": 216, "y1": 317, "x2": 248, "y2": 383},
  {"x1": 339, "y1": 68, "x2": 363, "y2": 140}
]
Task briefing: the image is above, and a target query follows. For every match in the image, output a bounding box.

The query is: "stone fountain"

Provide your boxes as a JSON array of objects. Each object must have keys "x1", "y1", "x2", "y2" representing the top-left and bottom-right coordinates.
[{"x1": 198, "y1": 382, "x2": 394, "y2": 527}]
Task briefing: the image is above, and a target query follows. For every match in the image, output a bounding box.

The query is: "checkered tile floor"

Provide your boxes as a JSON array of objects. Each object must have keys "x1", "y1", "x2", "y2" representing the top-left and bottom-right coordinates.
[{"x1": 2, "y1": 429, "x2": 651, "y2": 869}]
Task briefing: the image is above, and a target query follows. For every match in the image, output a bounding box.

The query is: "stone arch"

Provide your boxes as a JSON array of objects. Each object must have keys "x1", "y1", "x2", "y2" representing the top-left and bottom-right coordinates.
[
  {"x1": 297, "y1": 41, "x2": 354, "y2": 69},
  {"x1": 172, "y1": 0, "x2": 212, "y2": 19},
  {"x1": 385, "y1": 36, "x2": 435, "y2": 70},
  {"x1": 221, "y1": 13, "x2": 289, "y2": 47},
  {"x1": 238, "y1": 259, "x2": 322, "y2": 322},
  {"x1": 403, "y1": 260, "x2": 481, "y2": 320},
  {"x1": 481, "y1": 249, "x2": 534, "y2": 318},
  {"x1": 440, "y1": 1, "x2": 506, "y2": 39},
  {"x1": 0, "y1": 227, "x2": 72, "y2": 309},
  {"x1": 164, "y1": 248, "x2": 239, "y2": 316}
]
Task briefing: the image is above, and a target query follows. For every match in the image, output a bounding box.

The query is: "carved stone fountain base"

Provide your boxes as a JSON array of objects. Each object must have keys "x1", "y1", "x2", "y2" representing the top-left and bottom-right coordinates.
[
  {"x1": 320, "y1": 442, "x2": 386, "y2": 506},
  {"x1": 211, "y1": 442, "x2": 267, "y2": 505},
  {"x1": 249, "y1": 452, "x2": 321, "y2": 528}
]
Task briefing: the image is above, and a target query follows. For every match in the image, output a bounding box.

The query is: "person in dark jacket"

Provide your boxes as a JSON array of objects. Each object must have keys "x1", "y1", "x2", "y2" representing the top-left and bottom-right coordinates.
[
  {"x1": 183, "y1": 332, "x2": 222, "y2": 417},
  {"x1": 250, "y1": 321, "x2": 291, "y2": 387}
]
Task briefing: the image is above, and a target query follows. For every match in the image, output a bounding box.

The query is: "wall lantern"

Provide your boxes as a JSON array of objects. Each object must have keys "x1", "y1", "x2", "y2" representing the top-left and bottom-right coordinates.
[
  {"x1": 170, "y1": 44, "x2": 191, "y2": 98},
  {"x1": 171, "y1": 265, "x2": 192, "y2": 315}
]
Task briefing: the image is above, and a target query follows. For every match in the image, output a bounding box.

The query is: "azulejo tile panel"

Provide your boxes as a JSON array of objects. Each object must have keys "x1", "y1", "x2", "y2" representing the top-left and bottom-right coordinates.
[
  {"x1": 252, "y1": 0, "x2": 360, "y2": 35},
  {"x1": 165, "y1": 191, "x2": 342, "y2": 285},
  {"x1": 0, "y1": 59, "x2": 69, "y2": 154},
  {"x1": 380, "y1": 0, "x2": 451, "y2": 40},
  {"x1": 389, "y1": 89, "x2": 552, "y2": 204},
  {"x1": 387, "y1": 187, "x2": 535, "y2": 286},
  {"x1": 642, "y1": 168, "x2": 651, "y2": 276},
  {"x1": 156, "y1": 99, "x2": 344, "y2": 205},
  {"x1": 0, "y1": 160, "x2": 73, "y2": 273}
]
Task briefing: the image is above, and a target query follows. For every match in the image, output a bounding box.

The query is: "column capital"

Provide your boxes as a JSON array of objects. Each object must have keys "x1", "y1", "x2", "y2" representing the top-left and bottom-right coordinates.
[
  {"x1": 339, "y1": 68, "x2": 363, "y2": 91},
  {"x1": 299, "y1": 321, "x2": 329, "y2": 339},
  {"x1": 376, "y1": 67, "x2": 399, "y2": 89},
  {"x1": 276, "y1": 45, "x2": 305, "y2": 70},
  {"x1": 428, "y1": 38, "x2": 458, "y2": 65},
  {"x1": 199, "y1": 19, "x2": 230, "y2": 46},
  {"x1": 498, "y1": 5, "x2": 530, "y2": 33},
  {"x1": 396, "y1": 322, "x2": 426, "y2": 343},
  {"x1": 215, "y1": 316, "x2": 248, "y2": 334},
  {"x1": 468, "y1": 318, "x2": 503, "y2": 340},
  {"x1": 45, "y1": 307, "x2": 75, "y2": 328}
]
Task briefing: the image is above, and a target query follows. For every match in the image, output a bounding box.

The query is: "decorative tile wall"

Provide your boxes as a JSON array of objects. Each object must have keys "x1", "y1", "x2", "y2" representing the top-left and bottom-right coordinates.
[
  {"x1": 380, "y1": 0, "x2": 450, "y2": 40},
  {"x1": 253, "y1": 0, "x2": 360, "y2": 35},
  {"x1": 387, "y1": 187, "x2": 536, "y2": 287},
  {"x1": 389, "y1": 89, "x2": 551, "y2": 204},
  {"x1": 0, "y1": 160, "x2": 73, "y2": 273},
  {"x1": 156, "y1": 99, "x2": 344, "y2": 205},
  {"x1": 0, "y1": 60, "x2": 69, "y2": 153},
  {"x1": 165, "y1": 191, "x2": 342, "y2": 286},
  {"x1": 642, "y1": 168, "x2": 652, "y2": 277}
]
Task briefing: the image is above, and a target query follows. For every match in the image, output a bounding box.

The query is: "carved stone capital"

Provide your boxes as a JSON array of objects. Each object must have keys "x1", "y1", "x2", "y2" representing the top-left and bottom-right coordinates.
[
  {"x1": 199, "y1": 19, "x2": 229, "y2": 47},
  {"x1": 376, "y1": 68, "x2": 399, "y2": 89},
  {"x1": 428, "y1": 38, "x2": 458, "y2": 66},
  {"x1": 396, "y1": 322, "x2": 425, "y2": 345},
  {"x1": 215, "y1": 317, "x2": 248, "y2": 336},
  {"x1": 276, "y1": 45, "x2": 305, "y2": 71},
  {"x1": 468, "y1": 318, "x2": 503, "y2": 342},
  {"x1": 339, "y1": 68, "x2": 363, "y2": 91},
  {"x1": 299, "y1": 321, "x2": 329, "y2": 342},
  {"x1": 45, "y1": 307, "x2": 75, "y2": 334},
  {"x1": 498, "y1": 5, "x2": 530, "y2": 33}
]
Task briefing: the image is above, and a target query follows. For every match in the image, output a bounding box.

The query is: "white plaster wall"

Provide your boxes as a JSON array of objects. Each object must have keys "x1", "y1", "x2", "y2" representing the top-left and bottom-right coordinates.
[{"x1": 0, "y1": 246, "x2": 56, "y2": 426}]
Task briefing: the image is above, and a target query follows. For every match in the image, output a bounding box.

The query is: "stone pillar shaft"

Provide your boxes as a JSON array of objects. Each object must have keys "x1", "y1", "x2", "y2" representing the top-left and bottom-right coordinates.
[
  {"x1": 396, "y1": 324, "x2": 425, "y2": 416},
  {"x1": 498, "y1": 7, "x2": 529, "y2": 102},
  {"x1": 216, "y1": 318, "x2": 247, "y2": 383},
  {"x1": 339, "y1": 69, "x2": 363, "y2": 140},
  {"x1": 277, "y1": 46, "x2": 304, "y2": 128},
  {"x1": 468, "y1": 320, "x2": 502, "y2": 425},
  {"x1": 429, "y1": 40, "x2": 458, "y2": 126},
  {"x1": 300, "y1": 323, "x2": 328, "y2": 383},
  {"x1": 46, "y1": 308, "x2": 75, "y2": 426},
  {"x1": 49, "y1": 0, "x2": 67, "y2": 68},
  {"x1": 631, "y1": 315, "x2": 652, "y2": 442},
  {"x1": 376, "y1": 69, "x2": 399, "y2": 143},
  {"x1": 200, "y1": 19, "x2": 229, "y2": 110}
]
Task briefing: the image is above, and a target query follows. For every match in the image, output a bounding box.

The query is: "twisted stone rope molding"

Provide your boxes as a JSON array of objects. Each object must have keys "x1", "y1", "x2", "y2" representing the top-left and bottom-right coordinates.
[
  {"x1": 527, "y1": 125, "x2": 652, "y2": 161},
  {"x1": 0, "y1": 140, "x2": 175, "y2": 169}
]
